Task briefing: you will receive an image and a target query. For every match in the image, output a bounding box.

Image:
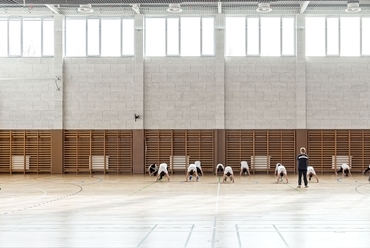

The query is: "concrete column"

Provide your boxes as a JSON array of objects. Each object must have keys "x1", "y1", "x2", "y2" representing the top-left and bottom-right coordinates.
[
  {"x1": 51, "y1": 15, "x2": 64, "y2": 173},
  {"x1": 295, "y1": 15, "x2": 307, "y2": 129},
  {"x1": 132, "y1": 15, "x2": 145, "y2": 173},
  {"x1": 53, "y1": 15, "x2": 64, "y2": 129}
]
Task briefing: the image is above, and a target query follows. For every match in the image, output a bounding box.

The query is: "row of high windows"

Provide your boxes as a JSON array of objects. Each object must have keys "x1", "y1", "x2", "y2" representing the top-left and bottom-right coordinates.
[{"x1": 1, "y1": 16, "x2": 370, "y2": 58}]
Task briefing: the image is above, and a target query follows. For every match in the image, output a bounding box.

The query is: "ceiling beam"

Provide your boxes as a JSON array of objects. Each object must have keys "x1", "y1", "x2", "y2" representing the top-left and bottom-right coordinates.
[
  {"x1": 300, "y1": 1, "x2": 310, "y2": 13},
  {"x1": 132, "y1": 4, "x2": 140, "y2": 14},
  {"x1": 45, "y1": 4, "x2": 60, "y2": 14}
]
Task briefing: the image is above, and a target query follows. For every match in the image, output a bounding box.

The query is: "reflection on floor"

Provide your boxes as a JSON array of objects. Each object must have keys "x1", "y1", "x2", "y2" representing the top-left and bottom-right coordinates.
[{"x1": 1, "y1": 173, "x2": 370, "y2": 248}]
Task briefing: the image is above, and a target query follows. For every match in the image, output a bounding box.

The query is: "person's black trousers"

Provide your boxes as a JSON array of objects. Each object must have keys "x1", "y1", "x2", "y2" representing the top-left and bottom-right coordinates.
[{"x1": 298, "y1": 169, "x2": 308, "y2": 186}]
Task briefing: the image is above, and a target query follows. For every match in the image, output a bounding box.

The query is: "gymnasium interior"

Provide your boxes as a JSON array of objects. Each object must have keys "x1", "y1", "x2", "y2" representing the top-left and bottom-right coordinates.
[{"x1": 1, "y1": 0, "x2": 370, "y2": 247}]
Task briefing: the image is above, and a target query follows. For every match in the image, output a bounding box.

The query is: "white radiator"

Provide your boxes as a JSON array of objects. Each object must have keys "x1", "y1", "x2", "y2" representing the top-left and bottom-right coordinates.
[
  {"x1": 250, "y1": 156, "x2": 271, "y2": 170},
  {"x1": 89, "y1": 156, "x2": 109, "y2": 170},
  {"x1": 12, "y1": 155, "x2": 30, "y2": 170},
  {"x1": 332, "y1": 156, "x2": 352, "y2": 169},
  {"x1": 170, "y1": 156, "x2": 189, "y2": 171}
]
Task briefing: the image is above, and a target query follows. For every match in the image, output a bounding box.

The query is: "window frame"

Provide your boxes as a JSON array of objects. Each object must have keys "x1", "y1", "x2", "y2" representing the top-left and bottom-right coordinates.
[
  {"x1": 65, "y1": 16, "x2": 135, "y2": 58},
  {"x1": 144, "y1": 15, "x2": 215, "y2": 57},
  {"x1": 306, "y1": 15, "x2": 368, "y2": 57},
  {"x1": 0, "y1": 17, "x2": 54, "y2": 58},
  {"x1": 225, "y1": 15, "x2": 296, "y2": 57}
]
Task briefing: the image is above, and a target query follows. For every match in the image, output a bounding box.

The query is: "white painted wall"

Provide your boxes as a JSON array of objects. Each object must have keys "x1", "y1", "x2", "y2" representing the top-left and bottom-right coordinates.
[
  {"x1": 1, "y1": 16, "x2": 370, "y2": 130},
  {"x1": 306, "y1": 57, "x2": 370, "y2": 129},
  {"x1": 0, "y1": 58, "x2": 55, "y2": 129},
  {"x1": 63, "y1": 58, "x2": 137, "y2": 129}
]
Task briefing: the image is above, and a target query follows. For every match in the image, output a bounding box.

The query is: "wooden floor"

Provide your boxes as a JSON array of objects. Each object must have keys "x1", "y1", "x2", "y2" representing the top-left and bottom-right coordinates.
[{"x1": 1, "y1": 173, "x2": 370, "y2": 248}]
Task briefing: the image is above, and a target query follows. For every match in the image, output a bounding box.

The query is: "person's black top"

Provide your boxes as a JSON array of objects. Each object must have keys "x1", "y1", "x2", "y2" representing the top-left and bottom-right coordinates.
[{"x1": 297, "y1": 153, "x2": 308, "y2": 170}]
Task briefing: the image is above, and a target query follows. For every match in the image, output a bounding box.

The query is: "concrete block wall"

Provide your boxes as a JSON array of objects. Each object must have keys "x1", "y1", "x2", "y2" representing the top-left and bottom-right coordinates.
[
  {"x1": 1, "y1": 15, "x2": 370, "y2": 130},
  {"x1": 306, "y1": 57, "x2": 370, "y2": 129},
  {"x1": 225, "y1": 57, "x2": 298, "y2": 129},
  {"x1": 0, "y1": 58, "x2": 55, "y2": 129},
  {"x1": 144, "y1": 57, "x2": 224, "y2": 129},
  {"x1": 63, "y1": 58, "x2": 137, "y2": 129}
]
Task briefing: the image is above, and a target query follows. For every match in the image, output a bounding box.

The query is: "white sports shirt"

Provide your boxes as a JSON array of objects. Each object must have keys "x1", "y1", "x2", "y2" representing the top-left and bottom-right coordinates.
[
  {"x1": 240, "y1": 161, "x2": 249, "y2": 169},
  {"x1": 224, "y1": 166, "x2": 233, "y2": 175},
  {"x1": 216, "y1": 163, "x2": 224, "y2": 170},
  {"x1": 188, "y1": 164, "x2": 196, "y2": 172},
  {"x1": 341, "y1": 163, "x2": 350, "y2": 170},
  {"x1": 277, "y1": 165, "x2": 287, "y2": 175},
  {"x1": 307, "y1": 166, "x2": 316, "y2": 174},
  {"x1": 158, "y1": 163, "x2": 168, "y2": 173}
]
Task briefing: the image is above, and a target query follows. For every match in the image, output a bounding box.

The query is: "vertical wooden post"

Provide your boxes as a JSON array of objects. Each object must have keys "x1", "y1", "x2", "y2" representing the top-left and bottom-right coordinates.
[
  {"x1": 295, "y1": 129, "x2": 308, "y2": 174},
  {"x1": 133, "y1": 130, "x2": 145, "y2": 174},
  {"x1": 51, "y1": 130, "x2": 63, "y2": 174}
]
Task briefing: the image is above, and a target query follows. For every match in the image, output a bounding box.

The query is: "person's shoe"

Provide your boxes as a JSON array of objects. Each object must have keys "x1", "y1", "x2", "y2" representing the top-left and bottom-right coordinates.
[
  {"x1": 189, "y1": 176, "x2": 192, "y2": 181},
  {"x1": 305, "y1": 185, "x2": 309, "y2": 188},
  {"x1": 297, "y1": 185, "x2": 301, "y2": 188}
]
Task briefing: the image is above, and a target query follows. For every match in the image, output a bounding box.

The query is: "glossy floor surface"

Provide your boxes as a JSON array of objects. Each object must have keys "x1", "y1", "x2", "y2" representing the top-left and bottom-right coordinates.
[{"x1": 1, "y1": 173, "x2": 370, "y2": 248}]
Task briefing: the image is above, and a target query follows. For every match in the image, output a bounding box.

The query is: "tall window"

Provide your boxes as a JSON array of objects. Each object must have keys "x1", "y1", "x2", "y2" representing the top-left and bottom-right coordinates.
[
  {"x1": 306, "y1": 17, "x2": 325, "y2": 56},
  {"x1": 202, "y1": 17, "x2": 214, "y2": 56},
  {"x1": 181, "y1": 17, "x2": 200, "y2": 56},
  {"x1": 101, "y1": 19, "x2": 121, "y2": 56},
  {"x1": 0, "y1": 19, "x2": 8, "y2": 57},
  {"x1": 87, "y1": 18, "x2": 100, "y2": 56},
  {"x1": 247, "y1": 17, "x2": 259, "y2": 55},
  {"x1": 9, "y1": 19, "x2": 21, "y2": 56},
  {"x1": 167, "y1": 18, "x2": 179, "y2": 56},
  {"x1": 66, "y1": 19, "x2": 86, "y2": 57},
  {"x1": 225, "y1": 16, "x2": 295, "y2": 57},
  {"x1": 225, "y1": 17, "x2": 245, "y2": 56},
  {"x1": 145, "y1": 18, "x2": 166, "y2": 56},
  {"x1": 341, "y1": 17, "x2": 360, "y2": 56},
  {"x1": 261, "y1": 17, "x2": 280, "y2": 56},
  {"x1": 362, "y1": 18, "x2": 370, "y2": 55},
  {"x1": 327, "y1": 18, "x2": 339, "y2": 56},
  {"x1": 23, "y1": 18, "x2": 42, "y2": 57},
  {"x1": 306, "y1": 16, "x2": 366, "y2": 57},
  {"x1": 65, "y1": 17, "x2": 134, "y2": 57},
  {"x1": 145, "y1": 16, "x2": 215, "y2": 57},
  {"x1": 43, "y1": 18, "x2": 54, "y2": 56},
  {"x1": 122, "y1": 19, "x2": 134, "y2": 56},
  {"x1": 282, "y1": 17, "x2": 295, "y2": 56}
]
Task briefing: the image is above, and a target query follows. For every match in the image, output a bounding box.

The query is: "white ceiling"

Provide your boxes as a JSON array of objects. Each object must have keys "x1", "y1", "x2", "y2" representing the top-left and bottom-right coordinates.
[{"x1": 0, "y1": 1, "x2": 370, "y2": 16}]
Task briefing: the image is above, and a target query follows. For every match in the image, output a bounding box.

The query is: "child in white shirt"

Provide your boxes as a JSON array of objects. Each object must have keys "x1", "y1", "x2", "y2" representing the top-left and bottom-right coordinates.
[
  {"x1": 276, "y1": 163, "x2": 288, "y2": 184},
  {"x1": 307, "y1": 165, "x2": 319, "y2": 183},
  {"x1": 156, "y1": 163, "x2": 170, "y2": 182},
  {"x1": 215, "y1": 163, "x2": 224, "y2": 176},
  {"x1": 240, "y1": 161, "x2": 251, "y2": 176},
  {"x1": 223, "y1": 166, "x2": 235, "y2": 183},
  {"x1": 186, "y1": 164, "x2": 199, "y2": 182}
]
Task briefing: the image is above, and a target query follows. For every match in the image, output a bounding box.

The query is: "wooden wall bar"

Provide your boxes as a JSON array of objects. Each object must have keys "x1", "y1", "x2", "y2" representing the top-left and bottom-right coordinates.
[
  {"x1": 63, "y1": 130, "x2": 133, "y2": 174},
  {"x1": 144, "y1": 130, "x2": 215, "y2": 173},
  {"x1": 0, "y1": 130, "x2": 52, "y2": 174},
  {"x1": 0, "y1": 129, "x2": 370, "y2": 174},
  {"x1": 307, "y1": 130, "x2": 370, "y2": 174},
  {"x1": 226, "y1": 130, "x2": 296, "y2": 174}
]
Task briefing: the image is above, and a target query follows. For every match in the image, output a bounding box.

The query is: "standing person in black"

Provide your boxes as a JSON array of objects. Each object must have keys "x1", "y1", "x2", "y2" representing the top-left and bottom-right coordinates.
[{"x1": 297, "y1": 147, "x2": 309, "y2": 188}]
